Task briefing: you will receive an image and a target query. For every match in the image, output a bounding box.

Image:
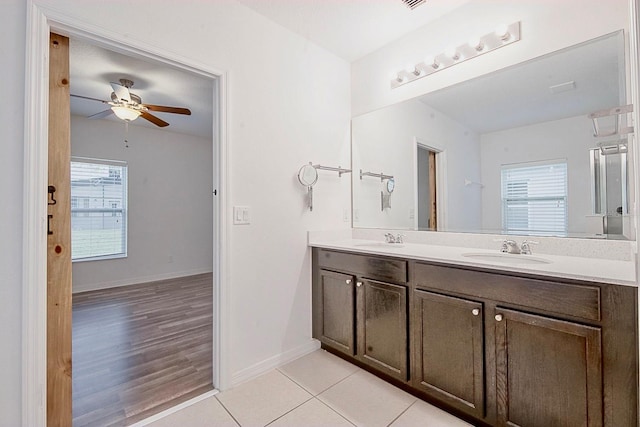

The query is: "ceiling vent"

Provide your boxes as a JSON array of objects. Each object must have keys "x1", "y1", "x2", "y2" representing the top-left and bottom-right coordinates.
[{"x1": 401, "y1": 0, "x2": 427, "y2": 10}]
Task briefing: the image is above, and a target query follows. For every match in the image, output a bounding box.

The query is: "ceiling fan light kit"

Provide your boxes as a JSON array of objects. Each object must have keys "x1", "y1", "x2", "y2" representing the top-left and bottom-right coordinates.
[
  {"x1": 111, "y1": 105, "x2": 142, "y2": 121},
  {"x1": 71, "y1": 78, "x2": 192, "y2": 128}
]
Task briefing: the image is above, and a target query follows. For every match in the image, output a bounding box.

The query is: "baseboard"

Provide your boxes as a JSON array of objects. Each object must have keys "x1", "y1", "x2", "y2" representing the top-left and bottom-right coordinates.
[
  {"x1": 231, "y1": 339, "x2": 321, "y2": 387},
  {"x1": 72, "y1": 268, "x2": 213, "y2": 294}
]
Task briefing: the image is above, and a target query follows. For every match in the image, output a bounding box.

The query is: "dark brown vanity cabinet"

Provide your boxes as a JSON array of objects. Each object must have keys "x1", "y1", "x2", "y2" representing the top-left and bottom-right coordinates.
[
  {"x1": 414, "y1": 262, "x2": 637, "y2": 427},
  {"x1": 313, "y1": 249, "x2": 409, "y2": 380},
  {"x1": 316, "y1": 269, "x2": 356, "y2": 355},
  {"x1": 494, "y1": 307, "x2": 603, "y2": 427},
  {"x1": 357, "y1": 278, "x2": 408, "y2": 380},
  {"x1": 313, "y1": 248, "x2": 637, "y2": 427},
  {"x1": 411, "y1": 290, "x2": 485, "y2": 419}
]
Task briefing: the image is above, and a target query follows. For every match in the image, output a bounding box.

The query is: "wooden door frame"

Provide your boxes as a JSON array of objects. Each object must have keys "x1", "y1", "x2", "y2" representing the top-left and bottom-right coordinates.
[
  {"x1": 413, "y1": 137, "x2": 447, "y2": 230},
  {"x1": 23, "y1": 3, "x2": 230, "y2": 425}
]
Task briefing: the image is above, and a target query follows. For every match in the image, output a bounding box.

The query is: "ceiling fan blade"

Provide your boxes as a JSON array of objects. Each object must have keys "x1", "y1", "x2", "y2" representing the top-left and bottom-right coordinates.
[
  {"x1": 144, "y1": 104, "x2": 192, "y2": 115},
  {"x1": 110, "y1": 81, "x2": 131, "y2": 103},
  {"x1": 71, "y1": 94, "x2": 109, "y2": 104},
  {"x1": 141, "y1": 111, "x2": 169, "y2": 127},
  {"x1": 87, "y1": 109, "x2": 114, "y2": 119}
]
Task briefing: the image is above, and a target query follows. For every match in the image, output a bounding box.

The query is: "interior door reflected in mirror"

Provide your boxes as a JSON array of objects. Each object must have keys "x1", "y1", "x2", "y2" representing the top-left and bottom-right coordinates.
[
  {"x1": 417, "y1": 146, "x2": 437, "y2": 231},
  {"x1": 351, "y1": 31, "x2": 632, "y2": 240}
]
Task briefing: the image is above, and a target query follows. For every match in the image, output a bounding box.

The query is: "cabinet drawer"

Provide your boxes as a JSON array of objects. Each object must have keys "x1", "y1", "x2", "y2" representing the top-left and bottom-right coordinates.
[
  {"x1": 318, "y1": 249, "x2": 407, "y2": 283},
  {"x1": 413, "y1": 263, "x2": 601, "y2": 322}
]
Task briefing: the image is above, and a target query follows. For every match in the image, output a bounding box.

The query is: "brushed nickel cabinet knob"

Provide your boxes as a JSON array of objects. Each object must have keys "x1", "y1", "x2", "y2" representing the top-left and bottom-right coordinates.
[
  {"x1": 472, "y1": 308, "x2": 480, "y2": 316},
  {"x1": 356, "y1": 282, "x2": 363, "y2": 287},
  {"x1": 346, "y1": 279, "x2": 352, "y2": 285},
  {"x1": 495, "y1": 314, "x2": 503, "y2": 322}
]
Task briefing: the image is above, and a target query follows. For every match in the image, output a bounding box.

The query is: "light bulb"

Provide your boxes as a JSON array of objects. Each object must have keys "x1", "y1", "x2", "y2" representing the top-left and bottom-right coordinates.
[
  {"x1": 468, "y1": 36, "x2": 484, "y2": 51},
  {"x1": 446, "y1": 47, "x2": 460, "y2": 61},
  {"x1": 425, "y1": 56, "x2": 439, "y2": 69},
  {"x1": 388, "y1": 71, "x2": 403, "y2": 83},
  {"x1": 496, "y1": 24, "x2": 510, "y2": 41},
  {"x1": 111, "y1": 106, "x2": 141, "y2": 121},
  {"x1": 405, "y1": 63, "x2": 420, "y2": 76}
]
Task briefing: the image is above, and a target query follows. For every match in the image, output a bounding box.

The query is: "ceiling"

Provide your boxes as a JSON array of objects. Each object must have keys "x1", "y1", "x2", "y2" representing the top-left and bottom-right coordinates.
[
  {"x1": 235, "y1": 0, "x2": 470, "y2": 62},
  {"x1": 69, "y1": 0, "x2": 469, "y2": 138},
  {"x1": 70, "y1": 2, "x2": 623, "y2": 139},
  {"x1": 69, "y1": 38, "x2": 214, "y2": 140}
]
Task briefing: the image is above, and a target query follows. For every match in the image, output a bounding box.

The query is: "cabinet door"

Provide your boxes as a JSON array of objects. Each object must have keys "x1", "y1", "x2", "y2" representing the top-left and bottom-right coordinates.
[
  {"x1": 495, "y1": 308, "x2": 602, "y2": 427},
  {"x1": 356, "y1": 279, "x2": 408, "y2": 380},
  {"x1": 412, "y1": 290, "x2": 485, "y2": 418},
  {"x1": 317, "y1": 270, "x2": 356, "y2": 355}
]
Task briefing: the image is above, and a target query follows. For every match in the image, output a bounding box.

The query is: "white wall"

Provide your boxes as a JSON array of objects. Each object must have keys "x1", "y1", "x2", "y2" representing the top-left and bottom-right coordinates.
[
  {"x1": 480, "y1": 115, "x2": 597, "y2": 236},
  {"x1": 0, "y1": 0, "x2": 26, "y2": 425},
  {"x1": 352, "y1": 0, "x2": 630, "y2": 116},
  {"x1": 4, "y1": 0, "x2": 351, "y2": 422},
  {"x1": 71, "y1": 116, "x2": 213, "y2": 293},
  {"x1": 352, "y1": 98, "x2": 481, "y2": 231}
]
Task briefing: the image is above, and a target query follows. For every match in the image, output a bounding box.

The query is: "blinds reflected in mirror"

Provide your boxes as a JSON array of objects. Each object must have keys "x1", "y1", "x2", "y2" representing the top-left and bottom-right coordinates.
[{"x1": 501, "y1": 161, "x2": 568, "y2": 236}]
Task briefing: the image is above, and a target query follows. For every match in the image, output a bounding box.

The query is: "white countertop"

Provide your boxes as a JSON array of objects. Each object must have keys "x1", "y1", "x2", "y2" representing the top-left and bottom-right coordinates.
[{"x1": 309, "y1": 238, "x2": 637, "y2": 287}]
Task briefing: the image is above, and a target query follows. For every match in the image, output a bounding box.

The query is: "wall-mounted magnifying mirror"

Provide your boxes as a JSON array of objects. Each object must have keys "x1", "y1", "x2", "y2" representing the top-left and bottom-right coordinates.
[
  {"x1": 298, "y1": 163, "x2": 319, "y2": 211},
  {"x1": 381, "y1": 178, "x2": 395, "y2": 210},
  {"x1": 386, "y1": 178, "x2": 395, "y2": 193},
  {"x1": 298, "y1": 163, "x2": 319, "y2": 187}
]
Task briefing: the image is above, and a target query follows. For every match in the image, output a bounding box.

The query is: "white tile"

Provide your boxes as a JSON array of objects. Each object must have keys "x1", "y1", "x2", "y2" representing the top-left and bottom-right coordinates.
[
  {"x1": 278, "y1": 350, "x2": 360, "y2": 395},
  {"x1": 217, "y1": 370, "x2": 312, "y2": 426},
  {"x1": 145, "y1": 396, "x2": 239, "y2": 427},
  {"x1": 318, "y1": 370, "x2": 416, "y2": 427},
  {"x1": 267, "y1": 398, "x2": 354, "y2": 427},
  {"x1": 389, "y1": 400, "x2": 473, "y2": 427}
]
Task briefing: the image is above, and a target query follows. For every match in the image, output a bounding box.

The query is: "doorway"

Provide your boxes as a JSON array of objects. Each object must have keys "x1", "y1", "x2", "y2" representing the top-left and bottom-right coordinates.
[
  {"x1": 417, "y1": 145, "x2": 438, "y2": 231},
  {"x1": 66, "y1": 35, "x2": 217, "y2": 425},
  {"x1": 24, "y1": 9, "x2": 228, "y2": 426}
]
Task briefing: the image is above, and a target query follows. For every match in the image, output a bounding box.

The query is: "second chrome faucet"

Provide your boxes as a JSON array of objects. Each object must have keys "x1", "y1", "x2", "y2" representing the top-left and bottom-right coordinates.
[
  {"x1": 384, "y1": 233, "x2": 404, "y2": 244},
  {"x1": 500, "y1": 239, "x2": 538, "y2": 255}
]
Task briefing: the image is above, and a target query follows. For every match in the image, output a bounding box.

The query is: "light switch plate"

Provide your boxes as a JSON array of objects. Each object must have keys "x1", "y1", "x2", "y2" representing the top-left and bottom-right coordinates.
[{"x1": 233, "y1": 206, "x2": 251, "y2": 225}]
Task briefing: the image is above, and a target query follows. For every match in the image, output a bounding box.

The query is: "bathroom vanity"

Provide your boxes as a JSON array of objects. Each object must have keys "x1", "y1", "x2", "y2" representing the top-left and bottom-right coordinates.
[{"x1": 311, "y1": 242, "x2": 638, "y2": 427}]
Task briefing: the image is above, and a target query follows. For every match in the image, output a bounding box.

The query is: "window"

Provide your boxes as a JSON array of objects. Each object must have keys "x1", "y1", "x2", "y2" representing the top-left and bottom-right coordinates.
[
  {"x1": 71, "y1": 157, "x2": 128, "y2": 261},
  {"x1": 501, "y1": 161, "x2": 568, "y2": 236}
]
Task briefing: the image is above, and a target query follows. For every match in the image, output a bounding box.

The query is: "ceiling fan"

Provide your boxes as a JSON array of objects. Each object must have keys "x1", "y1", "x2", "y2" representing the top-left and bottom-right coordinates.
[{"x1": 71, "y1": 78, "x2": 191, "y2": 127}]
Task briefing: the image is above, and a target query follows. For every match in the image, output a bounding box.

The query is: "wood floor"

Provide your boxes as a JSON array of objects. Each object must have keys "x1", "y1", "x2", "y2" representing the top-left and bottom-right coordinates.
[{"x1": 72, "y1": 273, "x2": 214, "y2": 426}]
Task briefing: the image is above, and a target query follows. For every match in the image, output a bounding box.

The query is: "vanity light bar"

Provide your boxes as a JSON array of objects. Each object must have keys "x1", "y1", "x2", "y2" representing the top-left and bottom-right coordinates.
[{"x1": 390, "y1": 21, "x2": 521, "y2": 89}]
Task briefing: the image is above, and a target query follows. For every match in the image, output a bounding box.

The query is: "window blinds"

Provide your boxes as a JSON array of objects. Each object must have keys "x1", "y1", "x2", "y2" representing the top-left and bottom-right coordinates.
[
  {"x1": 70, "y1": 158, "x2": 128, "y2": 261},
  {"x1": 501, "y1": 161, "x2": 567, "y2": 236}
]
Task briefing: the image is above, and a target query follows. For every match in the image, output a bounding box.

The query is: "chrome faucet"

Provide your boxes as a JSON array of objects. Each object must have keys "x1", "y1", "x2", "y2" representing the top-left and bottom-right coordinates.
[
  {"x1": 520, "y1": 240, "x2": 539, "y2": 255},
  {"x1": 384, "y1": 233, "x2": 404, "y2": 244},
  {"x1": 500, "y1": 239, "x2": 521, "y2": 254}
]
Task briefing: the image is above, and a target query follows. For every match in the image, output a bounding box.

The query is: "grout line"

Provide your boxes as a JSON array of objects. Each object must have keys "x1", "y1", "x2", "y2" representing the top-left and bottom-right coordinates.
[
  {"x1": 276, "y1": 367, "x2": 332, "y2": 397},
  {"x1": 215, "y1": 395, "x2": 242, "y2": 427},
  {"x1": 315, "y1": 396, "x2": 357, "y2": 426},
  {"x1": 263, "y1": 396, "x2": 315, "y2": 426},
  {"x1": 276, "y1": 354, "x2": 361, "y2": 397},
  {"x1": 314, "y1": 366, "x2": 362, "y2": 396},
  {"x1": 385, "y1": 400, "x2": 417, "y2": 427}
]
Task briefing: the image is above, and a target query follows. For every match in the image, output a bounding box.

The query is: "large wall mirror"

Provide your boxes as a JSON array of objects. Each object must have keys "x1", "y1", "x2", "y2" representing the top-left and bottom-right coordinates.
[{"x1": 352, "y1": 31, "x2": 634, "y2": 240}]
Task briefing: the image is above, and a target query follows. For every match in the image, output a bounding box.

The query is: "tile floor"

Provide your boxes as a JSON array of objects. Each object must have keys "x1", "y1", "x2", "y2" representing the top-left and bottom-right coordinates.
[{"x1": 145, "y1": 349, "x2": 471, "y2": 427}]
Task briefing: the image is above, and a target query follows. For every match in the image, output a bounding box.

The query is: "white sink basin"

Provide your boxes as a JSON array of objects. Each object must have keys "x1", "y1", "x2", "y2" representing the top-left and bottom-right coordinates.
[
  {"x1": 354, "y1": 242, "x2": 405, "y2": 249},
  {"x1": 462, "y1": 253, "x2": 551, "y2": 265}
]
